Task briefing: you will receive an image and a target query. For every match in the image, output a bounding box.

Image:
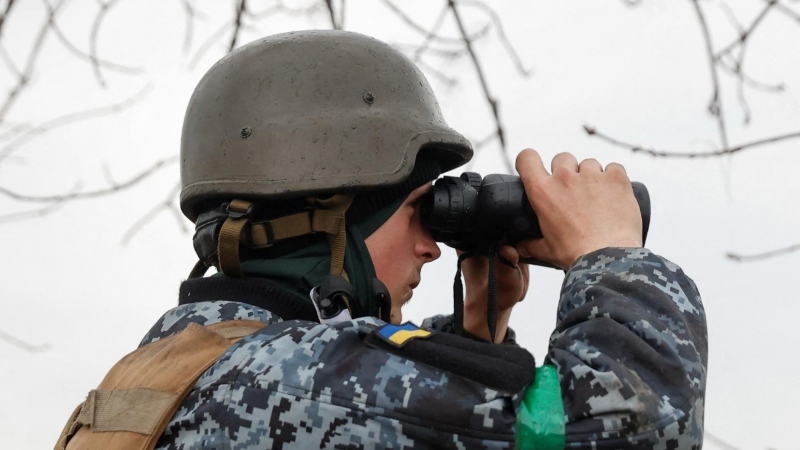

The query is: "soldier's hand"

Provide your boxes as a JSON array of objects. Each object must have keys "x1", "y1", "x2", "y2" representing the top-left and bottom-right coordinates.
[
  {"x1": 515, "y1": 149, "x2": 643, "y2": 270},
  {"x1": 461, "y1": 245, "x2": 529, "y2": 343}
]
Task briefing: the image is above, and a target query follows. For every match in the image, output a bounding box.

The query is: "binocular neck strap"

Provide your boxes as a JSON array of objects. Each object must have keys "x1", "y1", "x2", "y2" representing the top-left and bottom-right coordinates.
[{"x1": 452, "y1": 243, "x2": 503, "y2": 343}]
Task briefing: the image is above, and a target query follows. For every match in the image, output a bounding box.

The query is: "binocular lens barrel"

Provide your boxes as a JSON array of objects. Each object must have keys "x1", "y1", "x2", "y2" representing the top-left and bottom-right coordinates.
[{"x1": 421, "y1": 172, "x2": 651, "y2": 262}]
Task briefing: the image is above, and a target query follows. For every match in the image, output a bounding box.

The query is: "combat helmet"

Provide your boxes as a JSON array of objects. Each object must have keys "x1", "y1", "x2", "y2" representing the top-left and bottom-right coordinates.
[{"x1": 181, "y1": 30, "x2": 472, "y2": 293}]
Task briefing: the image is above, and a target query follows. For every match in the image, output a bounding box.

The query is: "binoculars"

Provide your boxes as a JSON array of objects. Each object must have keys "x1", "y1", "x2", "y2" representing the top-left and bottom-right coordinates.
[{"x1": 420, "y1": 172, "x2": 651, "y2": 267}]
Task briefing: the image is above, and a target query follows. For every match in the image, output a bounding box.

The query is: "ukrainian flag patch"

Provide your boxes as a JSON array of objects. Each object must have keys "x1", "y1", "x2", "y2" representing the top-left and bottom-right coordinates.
[{"x1": 373, "y1": 322, "x2": 432, "y2": 347}]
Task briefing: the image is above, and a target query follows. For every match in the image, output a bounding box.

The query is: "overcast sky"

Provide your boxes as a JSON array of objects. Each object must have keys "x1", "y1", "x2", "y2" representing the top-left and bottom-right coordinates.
[{"x1": 1, "y1": 1, "x2": 798, "y2": 449}]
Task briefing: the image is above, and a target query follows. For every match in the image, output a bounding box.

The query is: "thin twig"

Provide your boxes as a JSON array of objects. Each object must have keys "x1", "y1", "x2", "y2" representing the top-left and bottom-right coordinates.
[
  {"x1": 717, "y1": 56, "x2": 784, "y2": 93},
  {"x1": 0, "y1": 0, "x2": 17, "y2": 38},
  {"x1": 89, "y1": 0, "x2": 124, "y2": 87},
  {"x1": 0, "y1": 182, "x2": 79, "y2": 223},
  {"x1": 715, "y1": 0, "x2": 776, "y2": 59},
  {"x1": 180, "y1": 0, "x2": 197, "y2": 54},
  {"x1": 473, "y1": 131, "x2": 498, "y2": 149},
  {"x1": 45, "y1": 0, "x2": 143, "y2": 78},
  {"x1": 394, "y1": 43, "x2": 469, "y2": 59},
  {"x1": 584, "y1": 124, "x2": 800, "y2": 158},
  {"x1": 727, "y1": 242, "x2": 800, "y2": 262},
  {"x1": 703, "y1": 431, "x2": 743, "y2": 450},
  {"x1": 0, "y1": 155, "x2": 178, "y2": 202},
  {"x1": 459, "y1": 0, "x2": 532, "y2": 76},
  {"x1": 230, "y1": 0, "x2": 246, "y2": 51},
  {"x1": 121, "y1": 182, "x2": 185, "y2": 245},
  {"x1": 247, "y1": 1, "x2": 321, "y2": 19},
  {"x1": 0, "y1": 329, "x2": 48, "y2": 353},
  {"x1": 0, "y1": 42, "x2": 22, "y2": 78},
  {"x1": 324, "y1": 0, "x2": 339, "y2": 30},
  {"x1": 449, "y1": 0, "x2": 512, "y2": 172},
  {"x1": 0, "y1": 122, "x2": 32, "y2": 143},
  {"x1": 691, "y1": 0, "x2": 729, "y2": 150},
  {"x1": 412, "y1": 5, "x2": 449, "y2": 62},
  {"x1": 0, "y1": 85, "x2": 152, "y2": 163},
  {"x1": 382, "y1": 0, "x2": 462, "y2": 42},
  {"x1": 0, "y1": 0, "x2": 64, "y2": 123},
  {"x1": 0, "y1": 204, "x2": 64, "y2": 222},
  {"x1": 415, "y1": 58, "x2": 458, "y2": 87},
  {"x1": 188, "y1": 20, "x2": 233, "y2": 69},
  {"x1": 772, "y1": 0, "x2": 800, "y2": 22}
]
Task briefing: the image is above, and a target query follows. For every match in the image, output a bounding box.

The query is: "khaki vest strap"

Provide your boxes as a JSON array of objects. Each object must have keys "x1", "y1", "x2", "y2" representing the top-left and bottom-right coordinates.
[
  {"x1": 211, "y1": 325, "x2": 264, "y2": 340},
  {"x1": 57, "y1": 319, "x2": 266, "y2": 450},
  {"x1": 75, "y1": 389, "x2": 176, "y2": 434},
  {"x1": 55, "y1": 403, "x2": 83, "y2": 450},
  {"x1": 217, "y1": 199, "x2": 252, "y2": 277}
]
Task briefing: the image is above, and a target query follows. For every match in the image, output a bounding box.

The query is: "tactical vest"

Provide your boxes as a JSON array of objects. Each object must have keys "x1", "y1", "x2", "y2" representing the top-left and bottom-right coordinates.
[{"x1": 55, "y1": 320, "x2": 266, "y2": 450}]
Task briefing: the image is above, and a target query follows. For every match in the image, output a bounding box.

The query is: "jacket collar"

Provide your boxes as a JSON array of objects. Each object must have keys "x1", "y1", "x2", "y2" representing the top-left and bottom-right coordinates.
[{"x1": 179, "y1": 276, "x2": 319, "y2": 322}]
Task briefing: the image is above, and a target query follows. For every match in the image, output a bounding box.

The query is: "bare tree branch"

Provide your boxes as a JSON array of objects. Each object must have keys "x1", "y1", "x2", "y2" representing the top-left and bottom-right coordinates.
[
  {"x1": 382, "y1": 0, "x2": 463, "y2": 43},
  {"x1": 449, "y1": 0, "x2": 512, "y2": 172},
  {"x1": 0, "y1": 197, "x2": 68, "y2": 223},
  {"x1": 412, "y1": 5, "x2": 449, "y2": 62},
  {"x1": 704, "y1": 431, "x2": 743, "y2": 450},
  {"x1": 121, "y1": 181, "x2": 186, "y2": 245},
  {"x1": 0, "y1": 329, "x2": 48, "y2": 353},
  {"x1": 44, "y1": 0, "x2": 143, "y2": 79},
  {"x1": 415, "y1": 58, "x2": 458, "y2": 87},
  {"x1": 0, "y1": 84, "x2": 152, "y2": 163},
  {"x1": 394, "y1": 43, "x2": 469, "y2": 59},
  {"x1": 0, "y1": 42, "x2": 22, "y2": 79},
  {"x1": 714, "y1": 0, "x2": 780, "y2": 123},
  {"x1": 324, "y1": 0, "x2": 339, "y2": 30},
  {"x1": 716, "y1": 56, "x2": 784, "y2": 93},
  {"x1": 459, "y1": 0, "x2": 532, "y2": 77},
  {"x1": 188, "y1": 20, "x2": 233, "y2": 69},
  {"x1": 584, "y1": 124, "x2": 800, "y2": 158},
  {"x1": 180, "y1": 0, "x2": 209, "y2": 54},
  {"x1": 381, "y1": 0, "x2": 493, "y2": 45},
  {"x1": 691, "y1": 0, "x2": 729, "y2": 150},
  {"x1": 727, "y1": 242, "x2": 800, "y2": 262},
  {"x1": 772, "y1": 0, "x2": 800, "y2": 22},
  {"x1": 0, "y1": 155, "x2": 178, "y2": 202},
  {"x1": 246, "y1": 1, "x2": 321, "y2": 20},
  {"x1": 0, "y1": 0, "x2": 17, "y2": 38},
  {"x1": 230, "y1": 0, "x2": 246, "y2": 50},
  {"x1": 0, "y1": 0, "x2": 65, "y2": 123},
  {"x1": 89, "y1": 0, "x2": 124, "y2": 87}
]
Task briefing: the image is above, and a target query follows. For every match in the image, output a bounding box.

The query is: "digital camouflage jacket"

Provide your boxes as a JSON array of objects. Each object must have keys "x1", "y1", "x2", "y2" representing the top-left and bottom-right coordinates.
[{"x1": 140, "y1": 248, "x2": 706, "y2": 449}]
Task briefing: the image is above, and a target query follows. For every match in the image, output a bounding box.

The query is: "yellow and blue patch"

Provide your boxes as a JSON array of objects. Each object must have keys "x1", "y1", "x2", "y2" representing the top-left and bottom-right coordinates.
[{"x1": 373, "y1": 322, "x2": 432, "y2": 348}]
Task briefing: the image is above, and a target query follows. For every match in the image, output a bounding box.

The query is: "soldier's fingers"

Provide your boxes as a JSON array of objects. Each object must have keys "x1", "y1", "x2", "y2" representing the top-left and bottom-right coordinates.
[
  {"x1": 516, "y1": 149, "x2": 549, "y2": 183},
  {"x1": 497, "y1": 245, "x2": 520, "y2": 267},
  {"x1": 551, "y1": 152, "x2": 579, "y2": 174},
  {"x1": 578, "y1": 158, "x2": 603, "y2": 173},
  {"x1": 605, "y1": 162, "x2": 627, "y2": 176},
  {"x1": 516, "y1": 238, "x2": 553, "y2": 262}
]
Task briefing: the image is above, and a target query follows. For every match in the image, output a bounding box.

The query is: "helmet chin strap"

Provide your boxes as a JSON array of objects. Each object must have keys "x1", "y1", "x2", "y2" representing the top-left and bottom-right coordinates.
[
  {"x1": 306, "y1": 194, "x2": 355, "y2": 282},
  {"x1": 205, "y1": 194, "x2": 355, "y2": 280}
]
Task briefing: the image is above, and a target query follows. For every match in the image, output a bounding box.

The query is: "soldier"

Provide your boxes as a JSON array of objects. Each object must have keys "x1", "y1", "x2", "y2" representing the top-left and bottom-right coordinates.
[{"x1": 56, "y1": 30, "x2": 706, "y2": 449}]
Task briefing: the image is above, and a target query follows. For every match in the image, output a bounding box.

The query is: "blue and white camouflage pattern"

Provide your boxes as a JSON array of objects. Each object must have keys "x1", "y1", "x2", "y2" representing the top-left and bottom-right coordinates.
[{"x1": 140, "y1": 247, "x2": 706, "y2": 449}]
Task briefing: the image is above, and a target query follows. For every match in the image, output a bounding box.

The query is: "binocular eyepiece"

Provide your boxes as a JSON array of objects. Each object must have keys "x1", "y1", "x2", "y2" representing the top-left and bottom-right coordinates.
[{"x1": 420, "y1": 172, "x2": 651, "y2": 267}]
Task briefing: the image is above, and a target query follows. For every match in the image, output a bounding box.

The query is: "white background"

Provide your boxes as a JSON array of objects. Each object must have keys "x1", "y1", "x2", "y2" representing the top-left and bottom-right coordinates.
[{"x1": 1, "y1": 1, "x2": 798, "y2": 449}]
